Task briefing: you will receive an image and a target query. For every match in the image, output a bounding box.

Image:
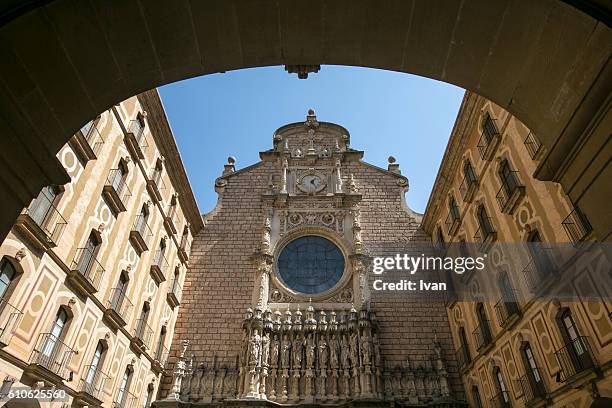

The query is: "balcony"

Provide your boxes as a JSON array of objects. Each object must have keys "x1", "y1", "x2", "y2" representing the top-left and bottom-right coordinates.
[
  {"x1": 459, "y1": 169, "x2": 478, "y2": 203},
  {"x1": 489, "y1": 391, "x2": 511, "y2": 408},
  {"x1": 114, "y1": 387, "x2": 137, "y2": 408},
  {"x1": 146, "y1": 170, "x2": 166, "y2": 203},
  {"x1": 517, "y1": 369, "x2": 547, "y2": 405},
  {"x1": 131, "y1": 318, "x2": 153, "y2": 352},
  {"x1": 496, "y1": 172, "x2": 525, "y2": 214},
  {"x1": 150, "y1": 249, "x2": 169, "y2": 285},
  {"x1": 103, "y1": 288, "x2": 133, "y2": 330},
  {"x1": 0, "y1": 299, "x2": 24, "y2": 347},
  {"x1": 494, "y1": 296, "x2": 521, "y2": 329},
  {"x1": 562, "y1": 208, "x2": 592, "y2": 245},
  {"x1": 524, "y1": 132, "x2": 543, "y2": 160},
  {"x1": 15, "y1": 192, "x2": 67, "y2": 251},
  {"x1": 455, "y1": 344, "x2": 471, "y2": 371},
  {"x1": 477, "y1": 118, "x2": 501, "y2": 161},
  {"x1": 164, "y1": 206, "x2": 179, "y2": 235},
  {"x1": 167, "y1": 277, "x2": 182, "y2": 308},
  {"x1": 24, "y1": 333, "x2": 76, "y2": 384},
  {"x1": 76, "y1": 365, "x2": 110, "y2": 406},
  {"x1": 153, "y1": 343, "x2": 169, "y2": 373},
  {"x1": 124, "y1": 119, "x2": 148, "y2": 160},
  {"x1": 522, "y1": 247, "x2": 556, "y2": 293},
  {"x1": 66, "y1": 248, "x2": 105, "y2": 297},
  {"x1": 445, "y1": 210, "x2": 461, "y2": 236},
  {"x1": 555, "y1": 336, "x2": 598, "y2": 382},
  {"x1": 178, "y1": 235, "x2": 191, "y2": 264},
  {"x1": 473, "y1": 321, "x2": 493, "y2": 352},
  {"x1": 102, "y1": 169, "x2": 132, "y2": 214},
  {"x1": 129, "y1": 215, "x2": 153, "y2": 255},
  {"x1": 474, "y1": 218, "x2": 496, "y2": 252},
  {"x1": 68, "y1": 120, "x2": 105, "y2": 164}
]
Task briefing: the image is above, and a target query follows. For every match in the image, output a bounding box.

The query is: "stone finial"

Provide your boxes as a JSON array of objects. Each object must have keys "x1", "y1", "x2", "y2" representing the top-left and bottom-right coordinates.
[
  {"x1": 223, "y1": 156, "x2": 236, "y2": 175},
  {"x1": 388, "y1": 156, "x2": 401, "y2": 174},
  {"x1": 15, "y1": 248, "x2": 27, "y2": 262}
]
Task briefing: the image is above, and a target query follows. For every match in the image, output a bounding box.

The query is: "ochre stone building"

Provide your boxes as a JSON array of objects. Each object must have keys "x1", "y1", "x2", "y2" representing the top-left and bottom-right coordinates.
[
  {"x1": 423, "y1": 92, "x2": 611, "y2": 407},
  {"x1": 0, "y1": 90, "x2": 200, "y2": 407}
]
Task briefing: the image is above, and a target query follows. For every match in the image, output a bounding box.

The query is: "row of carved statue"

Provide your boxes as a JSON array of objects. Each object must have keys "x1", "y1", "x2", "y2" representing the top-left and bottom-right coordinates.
[{"x1": 166, "y1": 305, "x2": 453, "y2": 405}]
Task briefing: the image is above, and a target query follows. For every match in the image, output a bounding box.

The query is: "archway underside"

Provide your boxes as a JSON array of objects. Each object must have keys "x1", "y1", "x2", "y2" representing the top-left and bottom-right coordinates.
[{"x1": 0, "y1": 0, "x2": 610, "y2": 240}]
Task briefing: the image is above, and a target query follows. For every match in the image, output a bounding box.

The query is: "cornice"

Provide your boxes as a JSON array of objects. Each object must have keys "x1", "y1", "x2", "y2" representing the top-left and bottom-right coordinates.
[{"x1": 137, "y1": 90, "x2": 204, "y2": 234}]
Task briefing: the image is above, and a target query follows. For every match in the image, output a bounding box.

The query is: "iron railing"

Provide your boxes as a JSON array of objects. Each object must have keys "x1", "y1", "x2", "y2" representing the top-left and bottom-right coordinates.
[
  {"x1": 522, "y1": 246, "x2": 556, "y2": 292},
  {"x1": 128, "y1": 119, "x2": 146, "y2": 145},
  {"x1": 474, "y1": 216, "x2": 496, "y2": 247},
  {"x1": 455, "y1": 344, "x2": 471, "y2": 370},
  {"x1": 445, "y1": 207, "x2": 461, "y2": 236},
  {"x1": 562, "y1": 208, "x2": 592, "y2": 244},
  {"x1": 170, "y1": 277, "x2": 182, "y2": 303},
  {"x1": 105, "y1": 169, "x2": 132, "y2": 204},
  {"x1": 79, "y1": 364, "x2": 110, "y2": 400},
  {"x1": 132, "y1": 215, "x2": 153, "y2": 248},
  {"x1": 473, "y1": 321, "x2": 493, "y2": 351},
  {"x1": 459, "y1": 166, "x2": 478, "y2": 202},
  {"x1": 489, "y1": 390, "x2": 511, "y2": 408},
  {"x1": 494, "y1": 296, "x2": 520, "y2": 327},
  {"x1": 555, "y1": 336, "x2": 596, "y2": 381},
  {"x1": 154, "y1": 343, "x2": 169, "y2": 368},
  {"x1": 79, "y1": 120, "x2": 105, "y2": 156},
  {"x1": 150, "y1": 169, "x2": 166, "y2": 192},
  {"x1": 517, "y1": 369, "x2": 547, "y2": 404},
  {"x1": 152, "y1": 249, "x2": 169, "y2": 280},
  {"x1": 133, "y1": 318, "x2": 154, "y2": 349},
  {"x1": 179, "y1": 235, "x2": 191, "y2": 258},
  {"x1": 523, "y1": 132, "x2": 542, "y2": 159},
  {"x1": 496, "y1": 171, "x2": 523, "y2": 211},
  {"x1": 71, "y1": 247, "x2": 105, "y2": 292},
  {"x1": 113, "y1": 387, "x2": 137, "y2": 408},
  {"x1": 0, "y1": 299, "x2": 24, "y2": 346},
  {"x1": 25, "y1": 189, "x2": 67, "y2": 244},
  {"x1": 477, "y1": 117, "x2": 500, "y2": 160},
  {"x1": 107, "y1": 288, "x2": 133, "y2": 323},
  {"x1": 29, "y1": 333, "x2": 76, "y2": 379}
]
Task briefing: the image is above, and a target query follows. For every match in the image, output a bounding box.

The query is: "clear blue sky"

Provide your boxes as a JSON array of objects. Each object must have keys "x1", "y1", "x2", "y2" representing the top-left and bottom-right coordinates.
[{"x1": 158, "y1": 66, "x2": 464, "y2": 215}]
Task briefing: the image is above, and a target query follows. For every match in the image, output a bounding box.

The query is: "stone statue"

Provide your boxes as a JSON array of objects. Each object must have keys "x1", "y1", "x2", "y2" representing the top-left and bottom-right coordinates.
[
  {"x1": 270, "y1": 334, "x2": 280, "y2": 367},
  {"x1": 335, "y1": 158, "x2": 343, "y2": 192},
  {"x1": 361, "y1": 332, "x2": 372, "y2": 366},
  {"x1": 350, "y1": 331, "x2": 359, "y2": 367},
  {"x1": 306, "y1": 333, "x2": 316, "y2": 369},
  {"x1": 261, "y1": 332, "x2": 270, "y2": 367},
  {"x1": 330, "y1": 334, "x2": 339, "y2": 369},
  {"x1": 250, "y1": 329, "x2": 262, "y2": 365},
  {"x1": 280, "y1": 158, "x2": 288, "y2": 194},
  {"x1": 319, "y1": 336, "x2": 328, "y2": 369},
  {"x1": 340, "y1": 335, "x2": 350, "y2": 369},
  {"x1": 281, "y1": 334, "x2": 291, "y2": 369},
  {"x1": 373, "y1": 333, "x2": 382, "y2": 367},
  {"x1": 293, "y1": 336, "x2": 304, "y2": 368}
]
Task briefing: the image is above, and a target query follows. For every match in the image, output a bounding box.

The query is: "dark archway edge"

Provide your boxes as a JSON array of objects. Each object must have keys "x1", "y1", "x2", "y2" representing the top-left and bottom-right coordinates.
[{"x1": 0, "y1": 0, "x2": 610, "y2": 241}]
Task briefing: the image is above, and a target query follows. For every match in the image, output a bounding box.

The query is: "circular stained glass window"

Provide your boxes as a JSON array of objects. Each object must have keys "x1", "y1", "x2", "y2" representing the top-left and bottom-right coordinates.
[{"x1": 277, "y1": 236, "x2": 345, "y2": 295}]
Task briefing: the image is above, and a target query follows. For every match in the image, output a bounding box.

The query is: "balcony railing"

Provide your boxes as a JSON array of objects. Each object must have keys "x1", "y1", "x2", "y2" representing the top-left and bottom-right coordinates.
[
  {"x1": 167, "y1": 277, "x2": 182, "y2": 308},
  {"x1": 474, "y1": 217, "x2": 496, "y2": 251},
  {"x1": 494, "y1": 296, "x2": 521, "y2": 328},
  {"x1": 103, "y1": 169, "x2": 132, "y2": 214},
  {"x1": 69, "y1": 247, "x2": 105, "y2": 294},
  {"x1": 459, "y1": 168, "x2": 478, "y2": 203},
  {"x1": 445, "y1": 209, "x2": 461, "y2": 236},
  {"x1": 114, "y1": 387, "x2": 137, "y2": 408},
  {"x1": 473, "y1": 321, "x2": 493, "y2": 351},
  {"x1": 517, "y1": 369, "x2": 547, "y2": 404},
  {"x1": 23, "y1": 189, "x2": 67, "y2": 247},
  {"x1": 496, "y1": 171, "x2": 525, "y2": 214},
  {"x1": 154, "y1": 343, "x2": 169, "y2": 368},
  {"x1": 29, "y1": 333, "x2": 76, "y2": 380},
  {"x1": 524, "y1": 132, "x2": 542, "y2": 160},
  {"x1": 0, "y1": 299, "x2": 24, "y2": 347},
  {"x1": 164, "y1": 205, "x2": 180, "y2": 235},
  {"x1": 125, "y1": 119, "x2": 148, "y2": 160},
  {"x1": 150, "y1": 249, "x2": 169, "y2": 284},
  {"x1": 106, "y1": 288, "x2": 133, "y2": 327},
  {"x1": 133, "y1": 319, "x2": 154, "y2": 349},
  {"x1": 178, "y1": 235, "x2": 191, "y2": 263},
  {"x1": 130, "y1": 215, "x2": 153, "y2": 255},
  {"x1": 477, "y1": 118, "x2": 501, "y2": 160},
  {"x1": 522, "y1": 247, "x2": 556, "y2": 293},
  {"x1": 562, "y1": 208, "x2": 592, "y2": 244},
  {"x1": 489, "y1": 390, "x2": 511, "y2": 408},
  {"x1": 147, "y1": 169, "x2": 166, "y2": 203},
  {"x1": 79, "y1": 365, "x2": 110, "y2": 401},
  {"x1": 70, "y1": 120, "x2": 105, "y2": 163},
  {"x1": 555, "y1": 336, "x2": 597, "y2": 381},
  {"x1": 455, "y1": 344, "x2": 471, "y2": 370}
]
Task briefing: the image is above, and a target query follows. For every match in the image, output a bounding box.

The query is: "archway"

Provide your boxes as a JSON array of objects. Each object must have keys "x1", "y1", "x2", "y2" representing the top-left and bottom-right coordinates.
[{"x1": 0, "y1": 0, "x2": 609, "y2": 240}]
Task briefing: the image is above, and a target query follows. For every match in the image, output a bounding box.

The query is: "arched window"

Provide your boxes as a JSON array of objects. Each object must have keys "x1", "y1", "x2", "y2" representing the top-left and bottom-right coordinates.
[
  {"x1": 42, "y1": 308, "x2": 70, "y2": 357},
  {"x1": 435, "y1": 227, "x2": 445, "y2": 251},
  {"x1": 84, "y1": 340, "x2": 107, "y2": 391},
  {"x1": 482, "y1": 112, "x2": 498, "y2": 143},
  {"x1": 0, "y1": 258, "x2": 18, "y2": 300},
  {"x1": 135, "y1": 302, "x2": 151, "y2": 340},
  {"x1": 155, "y1": 325, "x2": 167, "y2": 362},
  {"x1": 496, "y1": 272, "x2": 519, "y2": 326},
  {"x1": 475, "y1": 303, "x2": 492, "y2": 349},
  {"x1": 493, "y1": 366, "x2": 510, "y2": 404},
  {"x1": 75, "y1": 231, "x2": 102, "y2": 277},
  {"x1": 116, "y1": 365, "x2": 133, "y2": 406},
  {"x1": 29, "y1": 185, "x2": 62, "y2": 228},
  {"x1": 110, "y1": 270, "x2": 129, "y2": 312},
  {"x1": 556, "y1": 309, "x2": 594, "y2": 373},
  {"x1": 463, "y1": 160, "x2": 477, "y2": 184},
  {"x1": 143, "y1": 382, "x2": 155, "y2": 408},
  {"x1": 458, "y1": 326, "x2": 471, "y2": 367},
  {"x1": 471, "y1": 385, "x2": 483, "y2": 408},
  {"x1": 135, "y1": 204, "x2": 150, "y2": 234},
  {"x1": 449, "y1": 196, "x2": 460, "y2": 220},
  {"x1": 152, "y1": 158, "x2": 163, "y2": 185},
  {"x1": 154, "y1": 239, "x2": 166, "y2": 266},
  {"x1": 520, "y1": 342, "x2": 546, "y2": 399}
]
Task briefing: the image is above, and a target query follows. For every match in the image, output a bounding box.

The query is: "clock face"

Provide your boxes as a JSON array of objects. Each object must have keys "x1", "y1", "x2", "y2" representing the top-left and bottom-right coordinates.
[{"x1": 298, "y1": 173, "x2": 326, "y2": 193}]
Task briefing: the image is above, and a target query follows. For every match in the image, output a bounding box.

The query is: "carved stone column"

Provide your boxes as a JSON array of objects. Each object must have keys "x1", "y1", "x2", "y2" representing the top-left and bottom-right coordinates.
[{"x1": 164, "y1": 340, "x2": 190, "y2": 401}]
